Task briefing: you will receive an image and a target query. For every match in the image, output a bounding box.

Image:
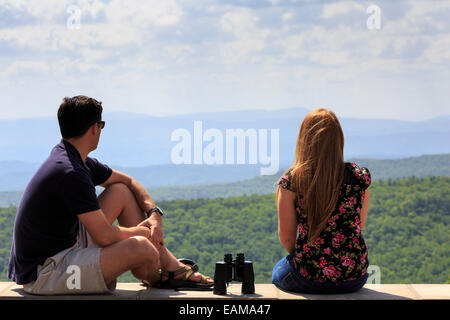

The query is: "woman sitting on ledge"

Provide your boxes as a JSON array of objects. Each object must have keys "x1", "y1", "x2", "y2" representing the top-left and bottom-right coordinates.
[{"x1": 272, "y1": 108, "x2": 371, "y2": 294}]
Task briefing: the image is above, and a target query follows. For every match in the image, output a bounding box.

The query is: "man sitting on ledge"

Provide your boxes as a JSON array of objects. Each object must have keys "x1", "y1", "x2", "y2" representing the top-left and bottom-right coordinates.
[{"x1": 7, "y1": 95, "x2": 213, "y2": 295}]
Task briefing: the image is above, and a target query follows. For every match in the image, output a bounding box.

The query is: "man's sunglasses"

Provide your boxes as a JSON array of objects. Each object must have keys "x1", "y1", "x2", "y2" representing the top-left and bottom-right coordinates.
[{"x1": 96, "y1": 121, "x2": 106, "y2": 129}]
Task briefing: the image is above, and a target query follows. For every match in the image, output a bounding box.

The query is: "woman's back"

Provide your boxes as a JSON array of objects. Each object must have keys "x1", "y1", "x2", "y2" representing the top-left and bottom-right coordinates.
[{"x1": 278, "y1": 162, "x2": 371, "y2": 283}]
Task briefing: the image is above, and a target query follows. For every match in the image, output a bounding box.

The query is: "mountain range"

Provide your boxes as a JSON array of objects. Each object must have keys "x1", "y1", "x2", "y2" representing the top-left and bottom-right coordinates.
[
  {"x1": 1, "y1": 153, "x2": 449, "y2": 205},
  {"x1": 0, "y1": 107, "x2": 449, "y2": 168},
  {"x1": 0, "y1": 107, "x2": 449, "y2": 192}
]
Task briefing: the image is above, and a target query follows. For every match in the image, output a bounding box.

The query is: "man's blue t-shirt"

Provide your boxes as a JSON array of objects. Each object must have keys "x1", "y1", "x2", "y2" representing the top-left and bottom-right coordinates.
[{"x1": 8, "y1": 139, "x2": 112, "y2": 285}]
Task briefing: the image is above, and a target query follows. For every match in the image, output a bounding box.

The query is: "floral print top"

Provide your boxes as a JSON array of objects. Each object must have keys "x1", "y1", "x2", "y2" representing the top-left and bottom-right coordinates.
[{"x1": 278, "y1": 162, "x2": 371, "y2": 283}]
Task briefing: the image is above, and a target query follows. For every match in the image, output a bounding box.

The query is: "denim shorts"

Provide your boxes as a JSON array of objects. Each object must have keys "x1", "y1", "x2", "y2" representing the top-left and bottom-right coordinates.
[{"x1": 272, "y1": 253, "x2": 368, "y2": 294}]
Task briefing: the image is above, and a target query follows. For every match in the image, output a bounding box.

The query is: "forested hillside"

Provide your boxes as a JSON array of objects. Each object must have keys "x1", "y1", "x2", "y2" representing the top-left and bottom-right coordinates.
[
  {"x1": 0, "y1": 177, "x2": 449, "y2": 284},
  {"x1": 1, "y1": 154, "x2": 449, "y2": 206}
]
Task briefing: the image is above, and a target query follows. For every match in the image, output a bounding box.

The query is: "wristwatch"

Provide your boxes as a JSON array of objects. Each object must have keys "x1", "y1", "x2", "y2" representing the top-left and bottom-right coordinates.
[{"x1": 147, "y1": 206, "x2": 164, "y2": 218}]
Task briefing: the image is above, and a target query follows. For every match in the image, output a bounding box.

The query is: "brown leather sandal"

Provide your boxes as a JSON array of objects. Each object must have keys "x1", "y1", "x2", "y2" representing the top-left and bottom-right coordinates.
[{"x1": 142, "y1": 264, "x2": 213, "y2": 289}]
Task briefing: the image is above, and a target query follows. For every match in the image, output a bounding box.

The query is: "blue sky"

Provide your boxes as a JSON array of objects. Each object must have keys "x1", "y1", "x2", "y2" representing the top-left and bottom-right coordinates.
[{"x1": 0, "y1": 0, "x2": 449, "y2": 121}]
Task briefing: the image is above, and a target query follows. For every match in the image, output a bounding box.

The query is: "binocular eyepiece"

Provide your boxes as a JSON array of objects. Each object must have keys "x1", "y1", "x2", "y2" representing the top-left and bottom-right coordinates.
[{"x1": 213, "y1": 253, "x2": 255, "y2": 295}]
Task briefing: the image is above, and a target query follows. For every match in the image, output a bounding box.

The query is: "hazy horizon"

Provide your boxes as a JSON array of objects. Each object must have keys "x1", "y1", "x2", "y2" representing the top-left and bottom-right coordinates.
[{"x1": 0, "y1": 107, "x2": 449, "y2": 122}]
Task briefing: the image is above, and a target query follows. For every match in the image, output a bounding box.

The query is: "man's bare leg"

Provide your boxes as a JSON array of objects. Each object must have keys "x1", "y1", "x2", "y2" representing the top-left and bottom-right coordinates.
[
  {"x1": 100, "y1": 236, "x2": 161, "y2": 285},
  {"x1": 98, "y1": 183, "x2": 212, "y2": 283}
]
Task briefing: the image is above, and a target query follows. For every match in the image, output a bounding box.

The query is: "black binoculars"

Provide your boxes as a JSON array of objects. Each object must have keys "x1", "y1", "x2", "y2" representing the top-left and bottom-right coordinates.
[{"x1": 213, "y1": 253, "x2": 255, "y2": 295}]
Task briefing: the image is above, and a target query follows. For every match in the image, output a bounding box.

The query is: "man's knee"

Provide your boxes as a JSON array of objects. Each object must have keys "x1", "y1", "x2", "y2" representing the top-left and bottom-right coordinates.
[
  {"x1": 128, "y1": 236, "x2": 160, "y2": 265},
  {"x1": 104, "y1": 182, "x2": 135, "y2": 202},
  {"x1": 105, "y1": 182, "x2": 130, "y2": 194}
]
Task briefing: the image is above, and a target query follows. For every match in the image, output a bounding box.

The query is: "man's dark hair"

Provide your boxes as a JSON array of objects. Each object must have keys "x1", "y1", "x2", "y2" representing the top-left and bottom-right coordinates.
[{"x1": 57, "y1": 95, "x2": 103, "y2": 139}]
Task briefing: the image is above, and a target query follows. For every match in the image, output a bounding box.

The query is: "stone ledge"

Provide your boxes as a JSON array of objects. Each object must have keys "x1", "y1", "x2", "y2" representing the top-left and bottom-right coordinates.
[{"x1": 0, "y1": 282, "x2": 449, "y2": 300}]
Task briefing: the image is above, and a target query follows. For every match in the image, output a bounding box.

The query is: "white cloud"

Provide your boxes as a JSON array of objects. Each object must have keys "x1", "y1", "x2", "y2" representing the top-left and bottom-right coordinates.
[
  {"x1": 0, "y1": 0, "x2": 72, "y2": 22},
  {"x1": 0, "y1": 0, "x2": 449, "y2": 120},
  {"x1": 218, "y1": 8, "x2": 270, "y2": 64},
  {"x1": 163, "y1": 44, "x2": 196, "y2": 63},
  {"x1": 0, "y1": 0, "x2": 183, "y2": 51},
  {"x1": 309, "y1": 50, "x2": 350, "y2": 66},
  {"x1": 220, "y1": 8, "x2": 261, "y2": 36},
  {"x1": 5, "y1": 60, "x2": 50, "y2": 76},
  {"x1": 104, "y1": 0, "x2": 182, "y2": 28},
  {"x1": 281, "y1": 12, "x2": 294, "y2": 22},
  {"x1": 0, "y1": 0, "x2": 182, "y2": 26},
  {"x1": 281, "y1": 25, "x2": 367, "y2": 65},
  {"x1": 421, "y1": 34, "x2": 450, "y2": 63},
  {"x1": 321, "y1": 1, "x2": 365, "y2": 19},
  {"x1": 77, "y1": 47, "x2": 109, "y2": 62}
]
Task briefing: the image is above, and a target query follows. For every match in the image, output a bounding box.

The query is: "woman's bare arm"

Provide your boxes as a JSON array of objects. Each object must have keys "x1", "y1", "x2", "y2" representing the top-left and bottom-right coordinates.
[
  {"x1": 277, "y1": 187, "x2": 298, "y2": 253},
  {"x1": 360, "y1": 188, "x2": 370, "y2": 229}
]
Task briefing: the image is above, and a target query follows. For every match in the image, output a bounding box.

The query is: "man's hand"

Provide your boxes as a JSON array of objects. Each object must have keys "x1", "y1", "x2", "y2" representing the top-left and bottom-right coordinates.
[
  {"x1": 132, "y1": 225, "x2": 152, "y2": 240},
  {"x1": 138, "y1": 215, "x2": 164, "y2": 249}
]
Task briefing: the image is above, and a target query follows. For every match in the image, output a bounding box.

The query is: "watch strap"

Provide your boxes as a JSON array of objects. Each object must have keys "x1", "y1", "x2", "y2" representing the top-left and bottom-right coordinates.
[{"x1": 147, "y1": 206, "x2": 163, "y2": 218}]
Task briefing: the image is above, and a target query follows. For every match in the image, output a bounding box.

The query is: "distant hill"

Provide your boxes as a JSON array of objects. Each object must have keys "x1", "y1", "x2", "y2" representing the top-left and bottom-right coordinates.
[
  {"x1": 347, "y1": 154, "x2": 450, "y2": 180},
  {"x1": 145, "y1": 154, "x2": 450, "y2": 201},
  {"x1": 0, "y1": 108, "x2": 449, "y2": 167},
  {"x1": 0, "y1": 161, "x2": 41, "y2": 192},
  {"x1": 0, "y1": 162, "x2": 266, "y2": 192},
  {"x1": 1, "y1": 153, "x2": 449, "y2": 206}
]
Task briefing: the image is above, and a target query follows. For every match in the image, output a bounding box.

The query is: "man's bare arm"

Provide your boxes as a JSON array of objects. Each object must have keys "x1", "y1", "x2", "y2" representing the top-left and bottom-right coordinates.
[{"x1": 77, "y1": 209, "x2": 151, "y2": 247}]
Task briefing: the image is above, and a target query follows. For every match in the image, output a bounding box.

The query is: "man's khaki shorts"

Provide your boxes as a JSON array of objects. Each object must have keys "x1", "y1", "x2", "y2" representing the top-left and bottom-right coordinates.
[{"x1": 23, "y1": 221, "x2": 117, "y2": 295}]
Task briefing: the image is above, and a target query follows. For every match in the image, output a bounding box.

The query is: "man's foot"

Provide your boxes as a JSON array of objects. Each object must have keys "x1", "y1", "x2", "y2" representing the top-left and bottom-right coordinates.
[
  {"x1": 162, "y1": 263, "x2": 214, "y2": 284},
  {"x1": 141, "y1": 261, "x2": 213, "y2": 288}
]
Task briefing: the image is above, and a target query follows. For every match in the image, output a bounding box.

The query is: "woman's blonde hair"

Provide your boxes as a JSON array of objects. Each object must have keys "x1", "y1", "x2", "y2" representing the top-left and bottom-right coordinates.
[{"x1": 276, "y1": 108, "x2": 345, "y2": 245}]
